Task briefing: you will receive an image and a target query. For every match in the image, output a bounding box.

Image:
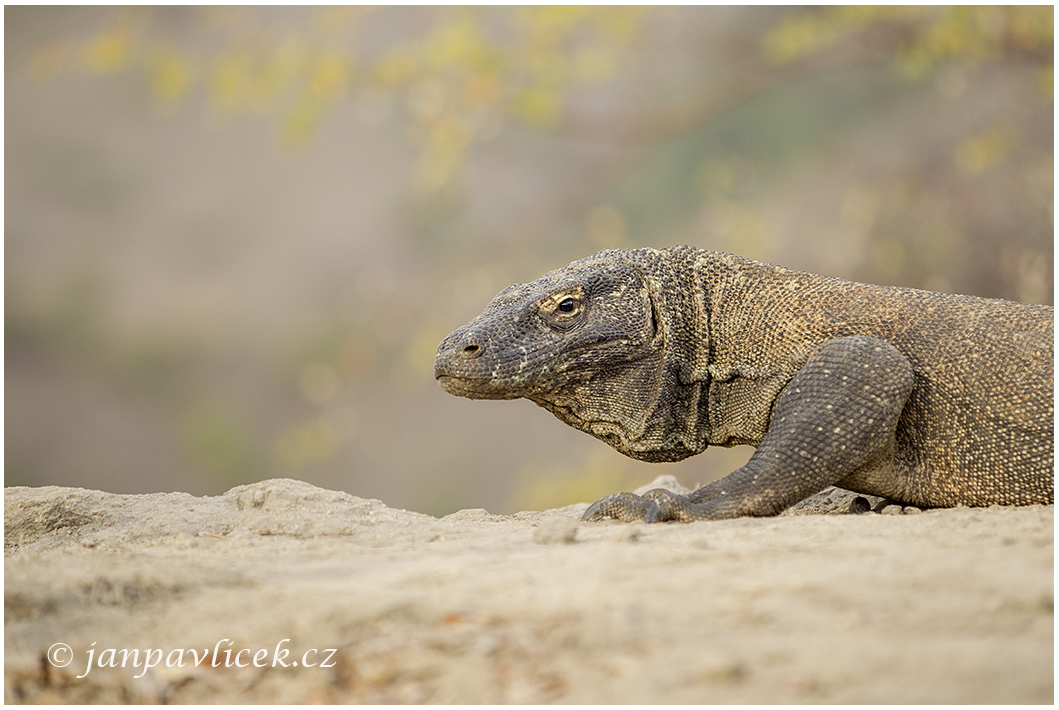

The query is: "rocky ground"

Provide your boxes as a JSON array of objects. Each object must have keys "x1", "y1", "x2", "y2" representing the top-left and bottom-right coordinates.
[{"x1": 4, "y1": 478, "x2": 1053, "y2": 703}]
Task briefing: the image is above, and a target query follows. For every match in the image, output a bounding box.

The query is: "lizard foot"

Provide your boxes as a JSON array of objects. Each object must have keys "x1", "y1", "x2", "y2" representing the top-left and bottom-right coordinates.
[
  {"x1": 581, "y1": 492, "x2": 662, "y2": 523},
  {"x1": 640, "y1": 488, "x2": 687, "y2": 519}
]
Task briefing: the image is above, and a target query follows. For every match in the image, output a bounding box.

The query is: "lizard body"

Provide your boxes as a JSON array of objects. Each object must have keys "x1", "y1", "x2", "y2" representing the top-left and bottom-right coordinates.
[{"x1": 434, "y1": 247, "x2": 1054, "y2": 522}]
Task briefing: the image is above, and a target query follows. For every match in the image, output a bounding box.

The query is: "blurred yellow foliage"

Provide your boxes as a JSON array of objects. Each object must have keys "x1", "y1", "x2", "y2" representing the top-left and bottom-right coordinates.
[
  {"x1": 766, "y1": 6, "x2": 1052, "y2": 82},
  {"x1": 32, "y1": 6, "x2": 1051, "y2": 191},
  {"x1": 763, "y1": 13, "x2": 841, "y2": 65},
  {"x1": 209, "y1": 51, "x2": 254, "y2": 116},
  {"x1": 81, "y1": 29, "x2": 132, "y2": 73},
  {"x1": 36, "y1": 6, "x2": 650, "y2": 189},
  {"x1": 147, "y1": 47, "x2": 194, "y2": 107},
  {"x1": 1037, "y1": 65, "x2": 1054, "y2": 99},
  {"x1": 954, "y1": 123, "x2": 1016, "y2": 176},
  {"x1": 255, "y1": 36, "x2": 311, "y2": 113},
  {"x1": 310, "y1": 51, "x2": 353, "y2": 101},
  {"x1": 80, "y1": 14, "x2": 141, "y2": 74},
  {"x1": 573, "y1": 46, "x2": 617, "y2": 82}
]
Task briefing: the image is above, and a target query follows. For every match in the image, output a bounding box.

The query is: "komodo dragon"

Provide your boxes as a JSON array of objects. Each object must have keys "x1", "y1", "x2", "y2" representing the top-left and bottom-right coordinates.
[{"x1": 434, "y1": 246, "x2": 1054, "y2": 522}]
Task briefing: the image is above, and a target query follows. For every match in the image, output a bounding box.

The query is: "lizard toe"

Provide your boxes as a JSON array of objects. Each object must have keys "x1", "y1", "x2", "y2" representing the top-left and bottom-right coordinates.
[{"x1": 581, "y1": 492, "x2": 661, "y2": 523}]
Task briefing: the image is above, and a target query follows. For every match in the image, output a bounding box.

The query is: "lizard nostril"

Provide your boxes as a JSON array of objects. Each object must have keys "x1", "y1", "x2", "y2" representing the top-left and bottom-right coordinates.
[{"x1": 461, "y1": 343, "x2": 482, "y2": 358}]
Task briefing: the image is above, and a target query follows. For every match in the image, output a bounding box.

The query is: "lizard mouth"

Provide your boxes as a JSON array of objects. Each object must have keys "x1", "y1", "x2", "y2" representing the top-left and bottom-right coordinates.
[
  {"x1": 435, "y1": 335, "x2": 652, "y2": 400},
  {"x1": 434, "y1": 374, "x2": 525, "y2": 400}
]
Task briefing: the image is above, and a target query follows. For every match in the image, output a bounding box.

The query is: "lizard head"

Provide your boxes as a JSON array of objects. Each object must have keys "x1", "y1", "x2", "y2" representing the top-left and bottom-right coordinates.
[
  {"x1": 435, "y1": 247, "x2": 711, "y2": 462},
  {"x1": 434, "y1": 259, "x2": 658, "y2": 401}
]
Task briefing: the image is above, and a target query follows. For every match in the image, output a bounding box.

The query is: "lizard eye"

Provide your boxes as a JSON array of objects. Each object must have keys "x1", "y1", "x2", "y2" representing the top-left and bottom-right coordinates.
[{"x1": 540, "y1": 292, "x2": 585, "y2": 329}]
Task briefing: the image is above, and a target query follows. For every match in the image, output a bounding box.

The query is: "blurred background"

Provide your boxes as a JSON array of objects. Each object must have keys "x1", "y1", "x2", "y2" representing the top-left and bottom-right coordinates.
[{"x1": 5, "y1": 6, "x2": 1053, "y2": 516}]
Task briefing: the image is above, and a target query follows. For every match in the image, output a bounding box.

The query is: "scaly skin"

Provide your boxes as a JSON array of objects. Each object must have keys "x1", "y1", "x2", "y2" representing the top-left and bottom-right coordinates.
[{"x1": 434, "y1": 247, "x2": 1054, "y2": 522}]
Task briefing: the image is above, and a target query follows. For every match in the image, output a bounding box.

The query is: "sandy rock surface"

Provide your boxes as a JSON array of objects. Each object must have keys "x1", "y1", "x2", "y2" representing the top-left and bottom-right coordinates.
[{"x1": 4, "y1": 478, "x2": 1053, "y2": 703}]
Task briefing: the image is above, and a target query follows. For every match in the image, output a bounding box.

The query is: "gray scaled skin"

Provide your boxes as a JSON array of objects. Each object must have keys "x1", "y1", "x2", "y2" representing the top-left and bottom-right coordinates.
[{"x1": 434, "y1": 246, "x2": 1054, "y2": 523}]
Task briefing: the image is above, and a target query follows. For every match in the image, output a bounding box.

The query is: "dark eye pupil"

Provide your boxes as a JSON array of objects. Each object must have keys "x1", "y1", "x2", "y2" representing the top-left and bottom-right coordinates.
[{"x1": 558, "y1": 298, "x2": 575, "y2": 313}]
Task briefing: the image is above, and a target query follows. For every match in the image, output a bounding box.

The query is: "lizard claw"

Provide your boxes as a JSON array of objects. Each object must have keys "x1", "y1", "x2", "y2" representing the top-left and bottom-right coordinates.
[{"x1": 581, "y1": 492, "x2": 661, "y2": 523}]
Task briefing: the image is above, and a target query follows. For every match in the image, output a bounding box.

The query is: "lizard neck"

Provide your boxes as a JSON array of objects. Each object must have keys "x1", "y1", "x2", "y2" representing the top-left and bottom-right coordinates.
[
  {"x1": 638, "y1": 246, "x2": 717, "y2": 458},
  {"x1": 699, "y1": 251, "x2": 842, "y2": 447}
]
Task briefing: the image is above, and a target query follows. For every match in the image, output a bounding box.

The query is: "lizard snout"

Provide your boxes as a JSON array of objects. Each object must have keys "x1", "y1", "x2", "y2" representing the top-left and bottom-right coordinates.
[
  {"x1": 434, "y1": 328, "x2": 485, "y2": 381},
  {"x1": 442, "y1": 329, "x2": 485, "y2": 361},
  {"x1": 434, "y1": 329, "x2": 525, "y2": 400}
]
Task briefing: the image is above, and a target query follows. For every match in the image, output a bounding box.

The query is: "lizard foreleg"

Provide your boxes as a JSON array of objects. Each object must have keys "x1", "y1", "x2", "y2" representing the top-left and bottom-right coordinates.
[{"x1": 583, "y1": 336, "x2": 915, "y2": 522}]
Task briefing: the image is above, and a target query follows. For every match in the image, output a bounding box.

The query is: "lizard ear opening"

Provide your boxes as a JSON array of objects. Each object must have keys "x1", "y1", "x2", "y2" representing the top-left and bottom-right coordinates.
[{"x1": 648, "y1": 290, "x2": 661, "y2": 342}]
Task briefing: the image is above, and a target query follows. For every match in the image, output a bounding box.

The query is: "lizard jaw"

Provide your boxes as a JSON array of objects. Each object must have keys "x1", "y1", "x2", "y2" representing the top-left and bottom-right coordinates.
[{"x1": 434, "y1": 373, "x2": 525, "y2": 400}]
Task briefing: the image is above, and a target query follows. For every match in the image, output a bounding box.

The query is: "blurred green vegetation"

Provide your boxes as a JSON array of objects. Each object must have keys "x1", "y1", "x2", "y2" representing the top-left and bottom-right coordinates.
[{"x1": 7, "y1": 6, "x2": 1052, "y2": 515}]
